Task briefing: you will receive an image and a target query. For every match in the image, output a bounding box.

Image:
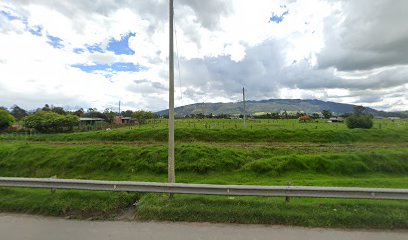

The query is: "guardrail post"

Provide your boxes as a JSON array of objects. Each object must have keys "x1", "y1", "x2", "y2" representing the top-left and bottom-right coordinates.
[
  {"x1": 285, "y1": 182, "x2": 293, "y2": 203},
  {"x1": 50, "y1": 175, "x2": 57, "y2": 193}
]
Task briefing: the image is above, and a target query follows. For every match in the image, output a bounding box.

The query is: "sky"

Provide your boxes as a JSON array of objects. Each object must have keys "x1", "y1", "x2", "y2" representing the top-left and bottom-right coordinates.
[{"x1": 0, "y1": 0, "x2": 407, "y2": 112}]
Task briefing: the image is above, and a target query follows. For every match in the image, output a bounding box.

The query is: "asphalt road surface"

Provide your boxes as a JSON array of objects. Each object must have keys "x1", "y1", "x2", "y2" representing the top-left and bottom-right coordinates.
[{"x1": 0, "y1": 214, "x2": 407, "y2": 240}]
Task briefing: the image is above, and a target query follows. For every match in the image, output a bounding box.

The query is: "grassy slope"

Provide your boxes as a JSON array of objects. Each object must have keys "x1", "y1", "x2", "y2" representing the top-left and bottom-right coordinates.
[
  {"x1": 1, "y1": 126, "x2": 408, "y2": 228},
  {"x1": 2, "y1": 128, "x2": 408, "y2": 143},
  {"x1": 138, "y1": 194, "x2": 408, "y2": 229},
  {"x1": 1, "y1": 142, "x2": 408, "y2": 181},
  {"x1": 0, "y1": 188, "x2": 140, "y2": 219}
]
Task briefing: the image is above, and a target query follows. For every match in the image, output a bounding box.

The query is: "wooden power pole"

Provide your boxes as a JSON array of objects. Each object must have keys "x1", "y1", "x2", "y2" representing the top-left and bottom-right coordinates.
[{"x1": 168, "y1": 0, "x2": 176, "y2": 184}]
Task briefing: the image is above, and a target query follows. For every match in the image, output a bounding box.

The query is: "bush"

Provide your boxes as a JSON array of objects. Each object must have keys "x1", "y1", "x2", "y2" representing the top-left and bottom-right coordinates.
[
  {"x1": 0, "y1": 110, "x2": 15, "y2": 131},
  {"x1": 132, "y1": 110, "x2": 155, "y2": 124},
  {"x1": 22, "y1": 111, "x2": 79, "y2": 133},
  {"x1": 346, "y1": 115, "x2": 373, "y2": 129}
]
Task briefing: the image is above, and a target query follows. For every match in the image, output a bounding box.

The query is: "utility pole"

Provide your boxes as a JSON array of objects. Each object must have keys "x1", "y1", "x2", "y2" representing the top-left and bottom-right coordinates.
[
  {"x1": 118, "y1": 101, "x2": 121, "y2": 116},
  {"x1": 168, "y1": 0, "x2": 176, "y2": 184},
  {"x1": 243, "y1": 87, "x2": 246, "y2": 128}
]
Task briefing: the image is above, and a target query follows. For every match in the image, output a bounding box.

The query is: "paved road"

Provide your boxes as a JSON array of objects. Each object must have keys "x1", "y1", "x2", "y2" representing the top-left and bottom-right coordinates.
[{"x1": 0, "y1": 214, "x2": 407, "y2": 240}]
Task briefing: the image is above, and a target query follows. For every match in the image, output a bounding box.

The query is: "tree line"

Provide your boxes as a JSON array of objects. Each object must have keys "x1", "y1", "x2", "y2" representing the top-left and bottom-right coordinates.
[
  {"x1": 0, "y1": 104, "x2": 375, "y2": 132},
  {"x1": 0, "y1": 104, "x2": 156, "y2": 133},
  {"x1": 176, "y1": 109, "x2": 337, "y2": 120}
]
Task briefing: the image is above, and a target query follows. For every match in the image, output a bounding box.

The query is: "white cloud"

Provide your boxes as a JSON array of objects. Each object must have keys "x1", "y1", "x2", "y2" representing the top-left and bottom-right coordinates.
[{"x1": 0, "y1": 0, "x2": 407, "y2": 112}]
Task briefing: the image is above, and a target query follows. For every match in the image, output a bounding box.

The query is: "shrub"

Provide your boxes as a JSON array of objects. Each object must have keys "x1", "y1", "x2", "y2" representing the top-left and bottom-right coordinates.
[
  {"x1": 277, "y1": 158, "x2": 309, "y2": 173},
  {"x1": 132, "y1": 110, "x2": 155, "y2": 124},
  {"x1": 346, "y1": 115, "x2": 373, "y2": 129},
  {"x1": 345, "y1": 105, "x2": 373, "y2": 129},
  {"x1": 22, "y1": 111, "x2": 79, "y2": 133},
  {"x1": 0, "y1": 110, "x2": 15, "y2": 131},
  {"x1": 244, "y1": 159, "x2": 279, "y2": 174}
]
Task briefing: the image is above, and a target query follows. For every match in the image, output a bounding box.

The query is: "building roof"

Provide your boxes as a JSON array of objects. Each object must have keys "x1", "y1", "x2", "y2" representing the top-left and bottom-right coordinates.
[{"x1": 79, "y1": 117, "x2": 105, "y2": 121}]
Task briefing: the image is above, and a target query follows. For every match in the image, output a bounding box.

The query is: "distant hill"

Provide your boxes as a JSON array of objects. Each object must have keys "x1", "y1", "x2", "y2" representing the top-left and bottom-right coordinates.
[{"x1": 155, "y1": 99, "x2": 404, "y2": 117}]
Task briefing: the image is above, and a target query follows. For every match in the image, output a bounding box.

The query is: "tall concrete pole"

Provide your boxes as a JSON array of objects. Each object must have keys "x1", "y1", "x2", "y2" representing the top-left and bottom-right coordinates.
[
  {"x1": 168, "y1": 0, "x2": 176, "y2": 184},
  {"x1": 243, "y1": 87, "x2": 246, "y2": 128}
]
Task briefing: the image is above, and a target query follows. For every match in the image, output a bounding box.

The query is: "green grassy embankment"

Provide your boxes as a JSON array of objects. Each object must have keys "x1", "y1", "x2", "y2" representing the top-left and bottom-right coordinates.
[
  {"x1": 0, "y1": 188, "x2": 140, "y2": 219},
  {"x1": 138, "y1": 194, "x2": 408, "y2": 229},
  {"x1": 1, "y1": 143, "x2": 408, "y2": 180},
  {"x1": 1, "y1": 126, "x2": 408, "y2": 228},
  {"x1": 1, "y1": 128, "x2": 408, "y2": 144}
]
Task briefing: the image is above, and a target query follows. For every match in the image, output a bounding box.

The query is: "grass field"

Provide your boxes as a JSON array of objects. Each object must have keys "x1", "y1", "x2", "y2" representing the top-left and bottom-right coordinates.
[{"x1": 0, "y1": 118, "x2": 408, "y2": 228}]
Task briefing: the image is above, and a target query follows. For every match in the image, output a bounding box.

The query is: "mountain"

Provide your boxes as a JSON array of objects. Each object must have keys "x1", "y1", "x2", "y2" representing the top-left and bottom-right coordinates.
[{"x1": 155, "y1": 99, "x2": 402, "y2": 117}]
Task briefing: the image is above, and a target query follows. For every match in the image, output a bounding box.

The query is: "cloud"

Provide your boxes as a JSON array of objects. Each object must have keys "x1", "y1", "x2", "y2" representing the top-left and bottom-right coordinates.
[
  {"x1": 0, "y1": 0, "x2": 407, "y2": 112},
  {"x1": 317, "y1": 0, "x2": 408, "y2": 71},
  {"x1": 177, "y1": 0, "x2": 233, "y2": 29}
]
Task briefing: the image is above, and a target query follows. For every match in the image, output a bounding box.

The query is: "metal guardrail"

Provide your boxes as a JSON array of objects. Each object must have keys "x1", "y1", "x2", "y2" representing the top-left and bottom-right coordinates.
[{"x1": 0, "y1": 177, "x2": 408, "y2": 200}]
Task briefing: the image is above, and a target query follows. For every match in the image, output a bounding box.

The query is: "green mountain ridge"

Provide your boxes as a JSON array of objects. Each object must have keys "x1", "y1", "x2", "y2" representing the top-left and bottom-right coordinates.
[{"x1": 155, "y1": 99, "x2": 406, "y2": 117}]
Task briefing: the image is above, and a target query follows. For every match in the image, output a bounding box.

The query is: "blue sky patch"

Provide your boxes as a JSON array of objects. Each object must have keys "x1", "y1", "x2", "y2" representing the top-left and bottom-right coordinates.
[
  {"x1": 0, "y1": 10, "x2": 19, "y2": 21},
  {"x1": 47, "y1": 35, "x2": 64, "y2": 48},
  {"x1": 29, "y1": 26, "x2": 42, "y2": 36},
  {"x1": 86, "y1": 43, "x2": 104, "y2": 53},
  {"x1": 107, "y1": 32, "x2": 136, "y2": 55},
  {"x1": 73, "y1": 48, "x2": 85, "y2": 54},
  {"x1": 71, "y1": 62, "x2": 146, "y2": 73},
  {"x1": 269, "y1": 10, "x2": 289, "y2": 24}
]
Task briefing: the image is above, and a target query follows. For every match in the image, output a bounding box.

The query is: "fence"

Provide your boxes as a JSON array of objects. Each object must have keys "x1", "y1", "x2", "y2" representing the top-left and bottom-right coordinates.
[{"x1": 1, "y1": 177, "x2": 407, "y2": 200}]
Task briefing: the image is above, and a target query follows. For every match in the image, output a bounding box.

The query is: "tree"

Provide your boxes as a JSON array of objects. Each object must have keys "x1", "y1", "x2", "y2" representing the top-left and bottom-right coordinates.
[
  {"x1": 0, "y1": 109, "x2": 15, "y2": 131},
  {"x1": 42, "y1": 104, "x2": 51, "y2": 112},
  {"x1": 84, "y1": 108, "x2": 105, "y2": 119},
  {"x1": 51, "y1": 106, "x2": 66, "y2": 115},
  {"x1": 73, "y1": 108, "x2": 85, "y2": 117},
  {"x1": 132, "y1": 110, "x2": 155, "y2": 124},
  {"x1": 311, "y1": 113, "x2": 320, "y2": 119},
  {"x1": 22, "y1": 111, "x2": 79, "y2": 133},
  {"x1": 353, "y1": 105, "x2": 366, "y2": 116},
  {"x1": 345, "y1": 106, "x2": 373, "y2": 129},
  {"x1": 322, "y1": 110, "x2": 332, "y2": 119},
  {"x1": 296, "y1": 112, "x2": 305, "y2": 118},
  {"x1": 103, "y1": 109, "x2": 116, "y2": 123},
  {"x1": 121, "y1": 110, "x2": 134, "y2": 117},
  {"x1": 10, "y1": 105, "x2": 28, "y2": 120},
  {"x1": 270, "y1": 112, "x2": 280, "y2": 119},
  {"x1": 281, "y1": 111, "x2": 288, "y2": 119}
]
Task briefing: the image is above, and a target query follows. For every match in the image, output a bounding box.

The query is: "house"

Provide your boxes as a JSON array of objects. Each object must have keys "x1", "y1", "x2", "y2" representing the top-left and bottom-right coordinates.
[
  {"x1": 328, "y1": 117, "x2": 344, "y2": 123},
  {"x1": 79, "y1": 117, "x2": 105, "y2": 125},
  {"x1": 122, "y1": 117, "x2": 134, "y2": 124},
  {"x1": 10, "y1": 124, "x2": 23, "y2": 131},
  {"x1": 114, "y1": 116, "x2": 136, "y2": 125}
]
